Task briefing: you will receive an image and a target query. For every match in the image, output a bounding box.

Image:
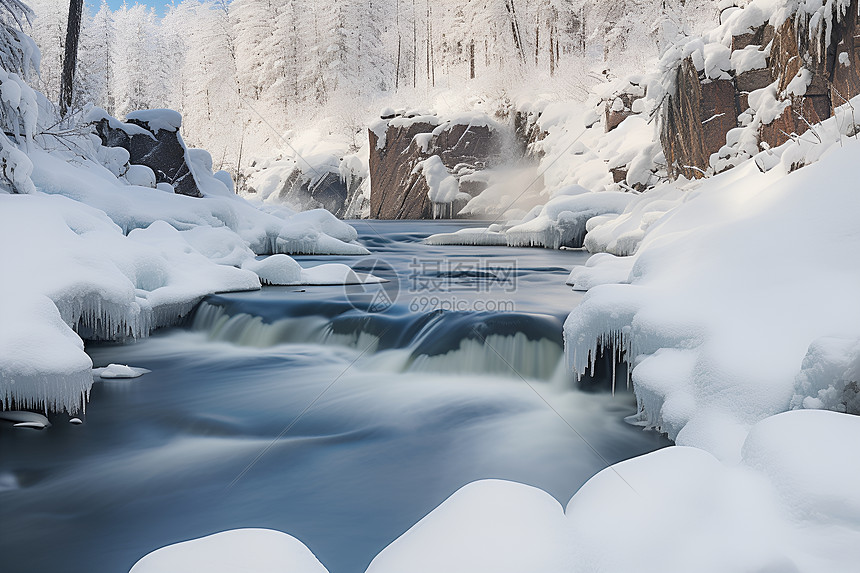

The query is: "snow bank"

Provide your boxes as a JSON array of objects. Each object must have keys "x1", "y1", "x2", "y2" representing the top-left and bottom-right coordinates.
[
  {"x1": 2, "y1": 104, "x2": 369, "y2": 413},
  {"x1": 129, "y1": 529, "x2": 328, "y2": 573},
  {"x1": 416, "y1": 155, "x2": 460, "y2": 204},
  {"x1": 564, "y1": 99, "x2": 860, "y2": 461},
  {"x1": 425, "y1": 191, "x2": 634, "y2": 249},
  {"x1": 504, "y1": 191, "x2": 635, "y2": 249}
]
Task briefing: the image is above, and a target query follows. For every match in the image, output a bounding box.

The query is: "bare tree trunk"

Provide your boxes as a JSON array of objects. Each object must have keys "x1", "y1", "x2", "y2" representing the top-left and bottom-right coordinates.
[
  {"x1": 395, "y1": 0, "x2": 401, "y2": 90},
  {"x1": 469, "y1": 41, "x2": 475, "y2": 79},
  {"x1": 504, "y1": 0, "x2": 526, "y2": 63},
  {"x1": 59, "y1": 0, "x2": 84, "y2": 116},
  {"x1": 412, "y1": 0, "x2": 417, "y2": 89}
]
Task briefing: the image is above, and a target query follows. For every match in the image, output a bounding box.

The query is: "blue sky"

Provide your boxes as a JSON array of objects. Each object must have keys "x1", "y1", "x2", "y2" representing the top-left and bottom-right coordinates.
[{"x1": 89, "y1": 1, "x2": 174, "y2": 16}]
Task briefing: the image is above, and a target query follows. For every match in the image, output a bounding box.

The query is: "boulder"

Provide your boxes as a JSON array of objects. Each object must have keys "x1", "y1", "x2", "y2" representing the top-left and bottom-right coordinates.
[
  {"x1": 270, "y1": 169, "x2": 348, "y2": 216},
  {"x1": 369, "y1": 114, "x2": 506, "y2": 219},
  {"x1": 92, "y1": 109, "x2": 202, "y2": 197}
]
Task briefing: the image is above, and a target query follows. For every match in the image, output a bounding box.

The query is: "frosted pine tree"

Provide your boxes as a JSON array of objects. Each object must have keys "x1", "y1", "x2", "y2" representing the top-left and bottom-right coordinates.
[
  {"x1": 26, "y1": 0, "x2": 64, "y2": 103},
  {"x1": 0, "y1": 0, "x2": 38, "y2": 193}
]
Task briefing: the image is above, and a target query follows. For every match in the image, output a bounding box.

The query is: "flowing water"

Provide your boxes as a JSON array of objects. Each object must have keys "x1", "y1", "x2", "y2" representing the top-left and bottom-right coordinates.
[{"x1": 0, "y1": 221, "x2": 669, "y2": 573}]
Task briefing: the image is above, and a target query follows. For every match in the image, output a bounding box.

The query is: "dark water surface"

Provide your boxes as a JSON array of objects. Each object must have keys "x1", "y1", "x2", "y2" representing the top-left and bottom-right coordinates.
[{"x1": 0, "y1": 220, "x2": 668, "y2": 573}]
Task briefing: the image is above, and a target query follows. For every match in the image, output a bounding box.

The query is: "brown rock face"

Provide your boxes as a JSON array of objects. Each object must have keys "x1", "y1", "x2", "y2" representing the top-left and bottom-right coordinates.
[
  {"x1": 369, "y1": 121, "x2": 436, "y2": 219},
  {"x1": 661, "y1": 58, "x2": 739, "y2": 179},
  {"x1": 731, "y1": 24, "x2": 774, "y2": 51},
  {"x1": 660, "y1": 0, "x2": 858, "y2": 180},
  {"x1": 831, "y1": 2, "x2": 860, "y2": 112},
  {"x1": 369, "y1": 118, "x2": 505, "y2": 220},
  {"x1": 701, "y1": 79, "x2": 738, "y2": 159},
  {"x1": 759, "y1": 2, "x2": 858, "y2": 144}
]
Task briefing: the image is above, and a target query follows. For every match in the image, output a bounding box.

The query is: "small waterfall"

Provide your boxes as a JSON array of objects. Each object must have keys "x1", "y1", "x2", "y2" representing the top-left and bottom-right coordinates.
[
  {"x1": 406, "y1": 333, "x2": 563, "y2": 380},
  {"x1": 190, "y1": 300, "x2": 571, "y2": 381}
]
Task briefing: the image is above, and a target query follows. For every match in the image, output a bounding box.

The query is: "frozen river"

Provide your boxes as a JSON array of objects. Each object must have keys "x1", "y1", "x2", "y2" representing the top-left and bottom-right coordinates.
[{"x1": 0, "y1": 220, "x2": 668, "y2": 573}]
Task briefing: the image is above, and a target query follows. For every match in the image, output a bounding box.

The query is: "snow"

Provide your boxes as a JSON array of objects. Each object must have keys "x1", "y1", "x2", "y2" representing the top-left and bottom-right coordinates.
[
  {"x1": 416, "y1": 155, "x2": 459, "y2": 204},
  {"x1": 1, "y1": 103, "x2": 369, "y2": 413},
  {"x1": 126, "y1": 108, "x2": 183, "y2": 133},
  {"x1": 423, "y1": 227, "x2": 508, "y2": 246},
  {"x1": 731, "y1": 44, "x2": 769, "y2": 74},
  {"x1": 299, "y1": 263, "x2": 385, "y2": 286},
  {"x1": 564, "y1": 97, "x2": 860, "y2": 462},
  {"x1": 124, "y1": 164, "x2": 156, "y2": 188},
  {"x1": 790, "y1": 336, "x2": 860, "y2": 414},
  {"x1": 365, "y1": 480, "x2": 569, "y2": 573},
  {"x1": 84, "y1": 106, "x2": 154, "y2": 139},
  {"x1": 129, "y1": 529, "x2": 328, "y2": 573},
  {"x1": 435, "y1": 190, "x2": 635, "y2": 250},
  {"x1": 94, "y1": 364, "x2": 151, "y2": 379}
]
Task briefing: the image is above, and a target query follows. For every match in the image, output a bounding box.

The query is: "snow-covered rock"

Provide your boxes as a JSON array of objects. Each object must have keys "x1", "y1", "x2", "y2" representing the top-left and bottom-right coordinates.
[
  {"x1": 94, "y1": 364, "x2": 151, "y2": 379},
  {"x1": 129, "y1": 529, "x2": 328, "y2": 573}
]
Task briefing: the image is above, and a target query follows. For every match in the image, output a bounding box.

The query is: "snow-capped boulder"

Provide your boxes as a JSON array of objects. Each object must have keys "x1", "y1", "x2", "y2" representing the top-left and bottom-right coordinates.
[{"x1": 89, "y1": 107, "x2": 202, "y2": 197}]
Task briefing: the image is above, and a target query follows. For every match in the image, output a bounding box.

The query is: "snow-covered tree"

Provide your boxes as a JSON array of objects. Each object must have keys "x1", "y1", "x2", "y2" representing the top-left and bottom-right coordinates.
[{"x1": 0, "y1": 0, "x2": 39, "y2": 193}]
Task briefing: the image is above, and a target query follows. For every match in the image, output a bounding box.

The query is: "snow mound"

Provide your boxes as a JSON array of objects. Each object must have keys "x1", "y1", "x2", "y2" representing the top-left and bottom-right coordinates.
[
  {"x1": 423, "y1": 227, "x2": 508, "y2": 246},
  {"x1": 129, "y1": 529, "x2": 328, "y2": 573},
  {"x1": 300, "y1": 263, "x2": 386, "y2": 286},
  {"x1": 366, "y1": 480, "x2": 568, "y2": 573},
  {"x1": 505, "y1": 191, "x2": 635, "y2": 249},
  {"x1": 0, "y1": 410, "x2": 51, "y2": 428},
  {"x1": 94, "y1": 364, "x2": 151, "y2": 379}
]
